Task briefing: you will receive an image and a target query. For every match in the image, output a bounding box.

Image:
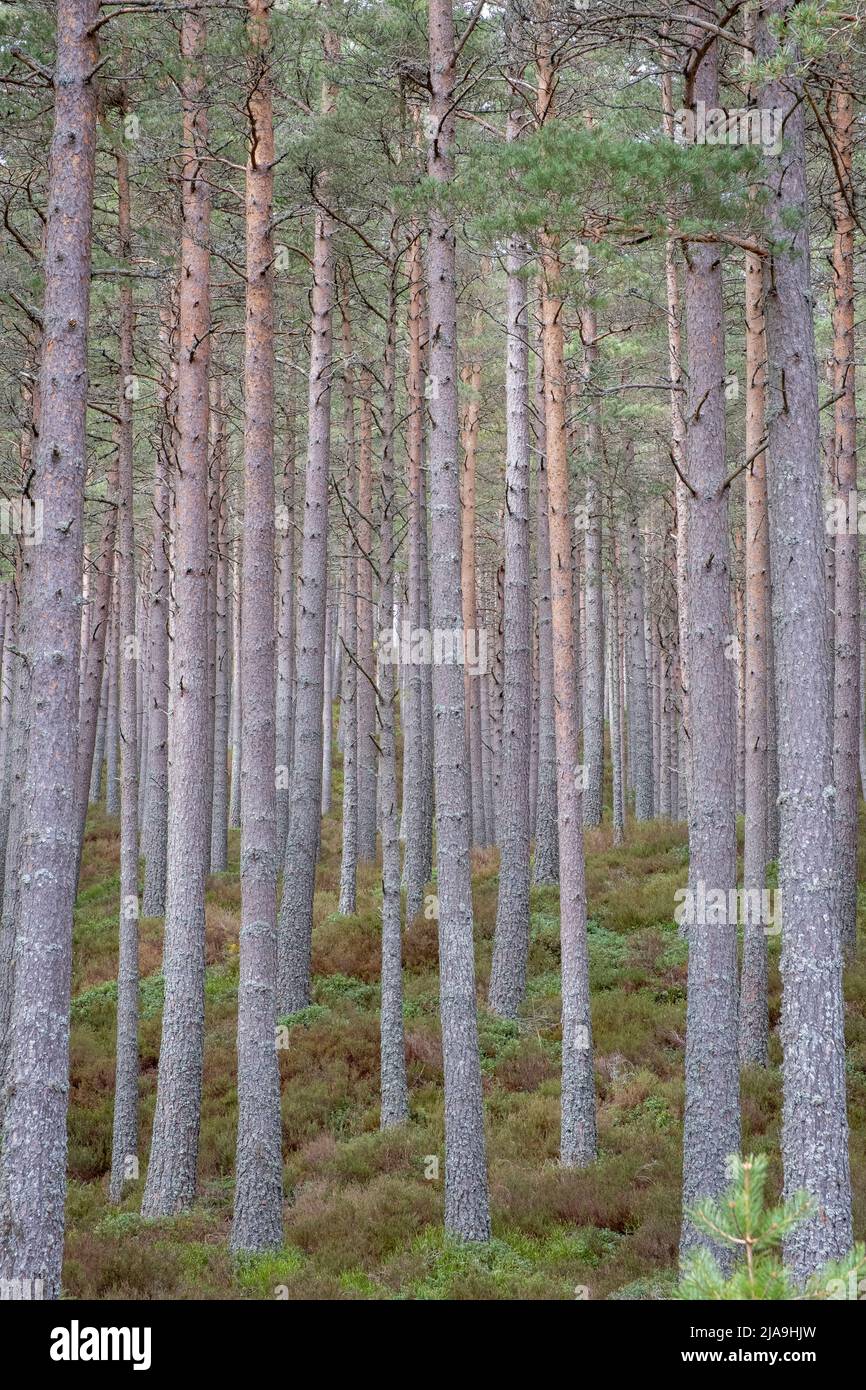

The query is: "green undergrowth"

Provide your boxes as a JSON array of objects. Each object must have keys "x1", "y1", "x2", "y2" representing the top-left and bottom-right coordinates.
[{"x1": 61, "y1": 768, "x2": 866, "y2": 1299}]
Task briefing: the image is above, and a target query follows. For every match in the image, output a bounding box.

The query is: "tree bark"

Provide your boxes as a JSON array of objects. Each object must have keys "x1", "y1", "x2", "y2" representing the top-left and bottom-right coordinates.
[
  {"x1": 231, "y1": 0, "x2": 283, "y2": 1251},
  {"x1": 830, "y1": 66, "x2": 859, "y2": 960},
  {"x1": 142, "y1": 296, "x2": 175, "y2": 916},
  {"x1": 425, "y1": 0, "x2": 491, "y2": 1241},
  {"x1": 739, "y1": 190, "x2": 770, "y2": 1066},
  {"x1": 378, "y1": 241, "x2": 409, "y2": 1128},
  {"x1": 539, "y1": 212, "x2": 597, "y2": 1170},
  {"x1": 488, "y1": 88, "x2": 531, "y2": 1016},
  {"x1": 338, "y1": 265, "x2": 358, "y2": 916},
  {"x1": 277, "y1": 18, "x2": 336, "y2": 1012},
  {"x1": 109, "y1": 123, "x2": 140, "y2": 1205},
  {"x1": 679, "y1": 2, "x2": 740, "y2": 1265},
  {"x1": 356, "y1": 367, "x2": 377, "y2": 862},
  {"x1": 757, "y1": 0, "x2": 853, "y2": 1282},
  {"x1": 0, "y1": 0, "x2": 100, "y2": 1300},
  {"x1": 142, "y1": 1, "x2": 212, "y2": 1218}
]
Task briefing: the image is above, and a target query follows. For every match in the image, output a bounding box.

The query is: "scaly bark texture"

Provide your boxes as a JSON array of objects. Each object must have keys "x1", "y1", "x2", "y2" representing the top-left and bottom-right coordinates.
[
  {"x1": 625, "y1": 507, "x2": 653, "y2": 821},
  {"x1": 539, "y1": 222, "x2": 597, "y2": 1169},
  {"x1": 210, "y1": 376, "x2": 230, "y2": 872},
  {"x1": 356, "y1": 368, "x2": 377, "y2": 862},
  {"x1": 488, "y1": 148, "x2": 531, "y2": 1018},
  {"x1": 338, "y1": 266, "x2": 358, "y2": 916},
  {"x1": 378, "y1": 243, "x2": 409, "y2": 1128},
  {"x1": 275, "y1": 403, "x2": 296, "y2": 865},
  {"x1": 758, "y1": 0, "x2": 853, "y2": 1282},
  {"x1": 0, "y1": 0, "x2": 99, "y2": 1300},
  {"x1": 277, "y1": 18, "x2": 337, "y2": 1014},
  {"x1": 109, "y1": 124, "x2": 140, "y2": 1204},
  {"x1": 460, "y1": 300, "x2": 486, "y2": 847},
  {"x1": 402, "y1": 216, "x2": 429, "y2": 921},
  {"x1": 679, "y1": 2, "x2": 740, "y2": 1264},
  {"x1": 426, "y1": 0, "x2": 491, "y2": 1242},
  {"x1": 142, "y1": 297, "x2": 175, "y2": 915},
  {"x1": 533, "y1": 354, "x2": 559, "y2": 884},
  {"x1": 739, "y1": 127, "x2": 770, "y2": 1066},
  {"x1": 142, "y1": 2, "x2": 212, "y2": 1218},
  {"x1": 580, "y1": 306, "x2": 605, "y2": 829},
  {"x1": 830, "y1": 66, "x2": 858, "y2": 961},
  {"x1": 231, "y1": 0, "x2": 283, "y2": 1252}
]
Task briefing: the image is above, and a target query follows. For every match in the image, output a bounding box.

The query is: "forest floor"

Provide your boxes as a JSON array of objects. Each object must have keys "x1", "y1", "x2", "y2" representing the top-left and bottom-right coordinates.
[{"x1": 64, "y1": 739, "x2": 866, "y2": 1299}]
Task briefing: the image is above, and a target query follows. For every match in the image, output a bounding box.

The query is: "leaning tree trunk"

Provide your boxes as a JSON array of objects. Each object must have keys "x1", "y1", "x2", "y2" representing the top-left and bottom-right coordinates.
[
  {"x1": 231, "y1": 0, "x2": 283, "y2": 1252},
  {"x1": 679, "y1": 1, "x2": 740, "y2": 1266},
  {"x1": 0, "y1": 0, "x2": 99, "y2": 1301},
  {"x1": 142, "y1": 1, "x2": 212, "y2": 1218},
  {"x1": 758, "y1": 0, "x2": 853, "y2": 1282},
  {"x1": 425, "y1": 0, "x2": 491, "y2": 1242}
]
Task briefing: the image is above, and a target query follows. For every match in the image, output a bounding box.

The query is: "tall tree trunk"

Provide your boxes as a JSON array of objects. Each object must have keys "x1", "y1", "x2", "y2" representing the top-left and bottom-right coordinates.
[
  {"x1": 105, "y1": 578, "x2": 121, "y2": 816},
  {"x1": 231, "y1": 0, "x2": 283, "y2": 1251},
  {"x1": 488, "y1": 71, "x2": 531, "y2": 1015},
  {"x1": 830, "y1": 65, "x2": 859, "y2": 960},
  {"x1": 338, "y1": 265, "x2": 358, "y2": 916},
  {"x1": 679, "y1": 2, "x2": 740, "y2": 1264},
  {"x1": 461, "y1": 302, "x2": 485, "y2": 847},
  {"x1": 356, "y1": 367, "x2": 377, "y2": 862},
  {"x1": 109, "y1": 123, "x2": 140, "y2": 1204},
  {"x1": 426, "y1": 0, "x2": 491, "y2": 1241},
  {"x1": 378, "y1": 241, "x2": 409, "y2": 1128},
  {"x1": 402, "y1": 216, "x2": 428, "y2": 921},
  {"x1": 275, "y1": 402, "x2": 296, "y2": 865},
  {"x1": 533, "y1": 349, "x2": 559, "y2": 883},
  {"x1": 739, "y1": 192, "x2": 770, "y2": 1066},
  {"x1": 210, "y1": 376, "x2": 230, "y2": 872},
  {"x1": 142, "y1": 297, "x2": 175, "y2": 917},
  {"x1": 277, "y1": 18, "x2": 336, "y2": 1012},
  {"x1": 0, "y1": 0, "x2": 99, "y2": 1300},
  {"x1": 229, "y1": 534, "x2": 242, "y2": 830},
  {"x1": 142, "y1": 1, "x2": 212, "y2": 1217},
  {"x1": 661, "y1": 60, "x2": 691, "y2": 819},
  {"x1": 580, "y1": 306, "x2": 605, "y2": 828},
  {"x1": 320, "y1": 585, "x2": 333, "y2": 815},
  {"x1": 75, "y1": 471, "x2": 118, "y2": 852},
  {"x1": 757, "y1": 0, "x2": 853, "y2": 1282},
  {"x1": 539, "y1": 179, "x2": 597, "y2": 1169},
  {"x1": 625, "y1": 505, "x2": 653, "y2": 820},
  {"x1": 609, "y1": 559, "x2": 625, "y2": 847}
]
